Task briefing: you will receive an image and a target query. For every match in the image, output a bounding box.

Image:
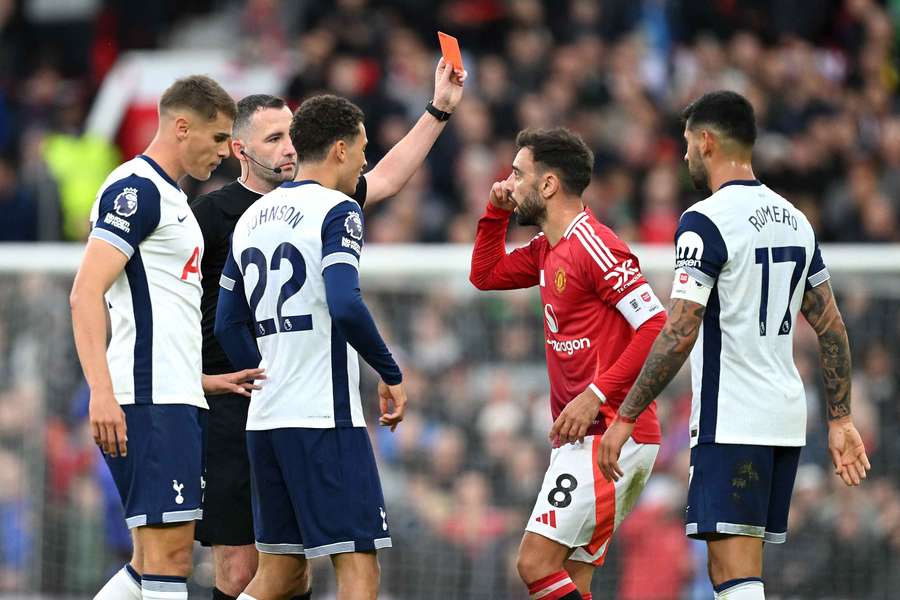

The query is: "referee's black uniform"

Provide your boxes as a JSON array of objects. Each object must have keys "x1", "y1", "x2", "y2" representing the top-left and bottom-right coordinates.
[{"x1": 191, "y1": 176, "x2": 367, "y2": 547}]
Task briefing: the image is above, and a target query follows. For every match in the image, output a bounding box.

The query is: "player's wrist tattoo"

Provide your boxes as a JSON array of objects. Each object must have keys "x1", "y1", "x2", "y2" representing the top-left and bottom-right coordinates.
[{"x1": 618, "y1": 300, "x2": 705, "y2": 420}]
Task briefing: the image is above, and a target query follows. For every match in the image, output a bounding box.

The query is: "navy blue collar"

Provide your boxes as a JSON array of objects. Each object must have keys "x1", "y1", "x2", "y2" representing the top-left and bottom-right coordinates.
[
  {"x1": 138, "y1": 155, "x2": 181, "y2": 191},
  {"x1": 719, "y1": 179, "x2": 762, "y2": 190},
  {"x1": 280, "y1": 179, "x2": 320, "y2": 188}
]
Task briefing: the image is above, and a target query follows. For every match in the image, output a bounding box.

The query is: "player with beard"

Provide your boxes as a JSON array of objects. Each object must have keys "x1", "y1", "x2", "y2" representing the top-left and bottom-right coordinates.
[
  {"x1": 190, "y1": 57, "x2": 465, "y2": 600},
  {"x1": 470, "y1": 128, "x2": 667, "y2": 600},
  {"x1": 599, "y1": 91, "x2": 870, "y2": 600}
]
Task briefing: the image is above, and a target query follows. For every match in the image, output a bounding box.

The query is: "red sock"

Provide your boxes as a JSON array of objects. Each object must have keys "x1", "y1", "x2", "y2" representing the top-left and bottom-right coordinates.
[
  {"x1": 582, "y1": 594, "x2": 593, "y2": 600},
  {"x1": 527, "y1": 571, "x2": 580, "y2": 600}
]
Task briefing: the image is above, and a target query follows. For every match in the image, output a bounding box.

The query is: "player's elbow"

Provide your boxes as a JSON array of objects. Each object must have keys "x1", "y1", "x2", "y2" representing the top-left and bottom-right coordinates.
[
  {"x1": 328, "y1": 295, "x2": 360, "y2": 331},
  {"x1": 469, "y1": 269, "x2": 490, "y2": 290},
  {"x1": 68, "y1": 279, "x2": 94, "y2": 314}
]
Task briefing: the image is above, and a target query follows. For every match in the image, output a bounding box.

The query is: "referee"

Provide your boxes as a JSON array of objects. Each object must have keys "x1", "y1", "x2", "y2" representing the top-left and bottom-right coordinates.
[{"x1": 191, "y1": 58, "x2": 465, "y2": 600}]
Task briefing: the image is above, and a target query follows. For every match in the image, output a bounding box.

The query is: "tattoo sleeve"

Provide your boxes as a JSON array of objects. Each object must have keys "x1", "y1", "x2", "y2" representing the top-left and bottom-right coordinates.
[
  {"x1": 618, "y1": 299, "x2": 705, "y2": 420},
  {"x1": 800, "y1": 282, "x2": 852, "y2": 420}
]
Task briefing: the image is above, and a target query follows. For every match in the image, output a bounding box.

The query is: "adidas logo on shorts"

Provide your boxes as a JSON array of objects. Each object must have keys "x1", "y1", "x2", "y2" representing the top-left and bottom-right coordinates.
[{"x1": 535, "y1": 510, "x2": 557, "y2": 528}]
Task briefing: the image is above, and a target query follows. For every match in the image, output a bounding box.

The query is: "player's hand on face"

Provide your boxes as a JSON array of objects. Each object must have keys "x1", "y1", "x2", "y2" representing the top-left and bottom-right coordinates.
[
  {"x1": 378, "y1": 380, "x2": 406, "y2": 432},
  {"x1": 432, "y1": 57, "x2": 467, "y2": 113},
  {"x1": 598, "y1": 418, "x2": 634, "y2": 482},
  {"x1": 489, "y1": 179, "x2": 516, "y2": 212},
  {"x1": 549, "y1": 388, "x2": 602, "y2": 446},
  {"x1": 90, "y1": 389, "x2": 127, "y2": 458},
  {"x1": 827, "y1": 418, "x2": 871, "y2": 487},
  {"x1": 202, "y1": 368, "x2": 266, "y2": 397}
]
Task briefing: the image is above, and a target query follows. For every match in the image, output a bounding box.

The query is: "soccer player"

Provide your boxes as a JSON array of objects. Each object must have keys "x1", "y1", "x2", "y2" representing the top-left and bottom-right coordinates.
[
  {"x1": 469, "y1": 128, "x2": 667, "y2": 600},
  {"x1": 598, "y1": 91, "x2": 871, "y2": 600},
  {"x1": 214, "y1": 94, "x2": 407, "y2": 600},
  {"x1": 70, "y1": 76, "x2": 263, "y2": 600},
  {"x1": 191, "y1": 57, "x2": 464, "y2": 600}
]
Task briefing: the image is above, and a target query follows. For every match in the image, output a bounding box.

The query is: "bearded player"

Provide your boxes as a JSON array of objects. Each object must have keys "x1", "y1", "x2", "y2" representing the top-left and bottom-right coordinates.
[{"x1": 469, "y1": 127, "x2": 667, "y2": 600}]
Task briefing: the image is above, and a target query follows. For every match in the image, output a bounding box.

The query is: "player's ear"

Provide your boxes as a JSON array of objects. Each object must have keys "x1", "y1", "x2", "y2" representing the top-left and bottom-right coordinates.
[
  {"x1": 700, "y1": 129, "x2": 715, "y2": 157},
  {"x1": 174, "y1": 115, "x2": 190, "y2": 141},
  {"x1": 541, "y1": 172, "x2": 559, "y2": 198},
  {"x1": 333, "y1": 139, "x2": 346, "y2": 163}
]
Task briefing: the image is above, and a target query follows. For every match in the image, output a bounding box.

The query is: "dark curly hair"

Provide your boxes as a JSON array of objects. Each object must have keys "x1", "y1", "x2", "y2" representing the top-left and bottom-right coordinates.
[
  {"x1": 289, "y1": 94, "x2": 365, "y2": 164},
  {"x1": 515, "y1": 127, "x2": 594, "y2": 196},
  {"x1": 682, "y1": 90, "x2": 757, "y2": 148}
]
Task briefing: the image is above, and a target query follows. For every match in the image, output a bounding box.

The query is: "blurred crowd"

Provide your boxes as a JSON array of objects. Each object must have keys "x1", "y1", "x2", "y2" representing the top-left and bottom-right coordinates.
[
  {"x1": 1, "y1": 0, "x2": 899, "y2": 598},
  {"x1": 1, "y1": 0, "x2": 899, "y2": 245},
  {"x1": 1, "y1": 266, "x2": 899, "y2": 599}
]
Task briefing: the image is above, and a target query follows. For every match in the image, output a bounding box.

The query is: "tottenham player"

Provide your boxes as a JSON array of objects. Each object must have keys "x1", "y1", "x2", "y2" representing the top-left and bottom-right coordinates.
[
  {"x1": 70, "y1": 76, "x2": 263, "y2": 600},
  {"x1": 469, "y1": 128, "x2": 667, "y2": 600},
  {"x1": 599, "y1": 91, "x2": 871, "y2": 600},
  {"x1": 191, "y1": 58, "x2": 464, "y2": 600},
  {"x1": 214, "y1": 95, "x2": 407, "y2": 600}
]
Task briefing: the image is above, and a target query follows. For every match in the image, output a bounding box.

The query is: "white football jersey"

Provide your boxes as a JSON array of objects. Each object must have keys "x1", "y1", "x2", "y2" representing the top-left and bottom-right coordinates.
[
  {"x1": 89, "y1": 155, "x2": 206, "y2": 408},
  {"x1": 670, "y1": 180, "x2": 829, "y2": 447},
  {"x1": 223, "y1": 180, "x2": 366, "y2": 430}
]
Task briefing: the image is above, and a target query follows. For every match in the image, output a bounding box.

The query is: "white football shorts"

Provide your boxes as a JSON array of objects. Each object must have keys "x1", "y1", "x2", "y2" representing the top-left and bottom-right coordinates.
[{"x1": 526, "y1": 435, "x2": 659, "y2": 565}]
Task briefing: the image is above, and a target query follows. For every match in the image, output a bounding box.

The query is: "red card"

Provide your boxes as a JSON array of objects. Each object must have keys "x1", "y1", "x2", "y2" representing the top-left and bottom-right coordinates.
[{"x1": 438, "y1": 31, "x2": 464, "y2": 71}]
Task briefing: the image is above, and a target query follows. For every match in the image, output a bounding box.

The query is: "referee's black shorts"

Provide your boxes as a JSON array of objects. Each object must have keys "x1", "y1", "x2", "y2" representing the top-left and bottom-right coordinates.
[{"x1": 195, "y1": 393, "x2": 254, "y2": 547}]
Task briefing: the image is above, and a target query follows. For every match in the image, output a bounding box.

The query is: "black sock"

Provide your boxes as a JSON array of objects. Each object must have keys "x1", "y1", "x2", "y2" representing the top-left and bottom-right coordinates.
[
  {"x1": 212, "y1": 588, "x2": 237, "y2": 600},
  {"x1": 291, "y1": 590, "x2": 312, "y2": 600}
]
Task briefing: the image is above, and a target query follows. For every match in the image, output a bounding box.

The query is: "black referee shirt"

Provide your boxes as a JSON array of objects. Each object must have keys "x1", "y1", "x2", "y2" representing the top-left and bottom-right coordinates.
[{"x1": 191, "y1": 176, "x2": 368, "y2": 375}]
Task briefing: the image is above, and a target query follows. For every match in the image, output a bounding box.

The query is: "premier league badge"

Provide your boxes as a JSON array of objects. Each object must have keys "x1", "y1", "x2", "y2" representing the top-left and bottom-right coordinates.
[
  {"x1": 114, "y1": 187, "x2": 139, "y2": 218},
  {"x1": 344, "y1": 211, "x2": 363, "y2": 240}
]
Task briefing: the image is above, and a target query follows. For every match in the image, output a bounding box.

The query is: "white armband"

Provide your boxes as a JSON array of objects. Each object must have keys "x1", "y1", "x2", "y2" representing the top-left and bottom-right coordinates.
[
  {"x1": 670, "y1": 268, "x2": 712, "y2": 306},
  {"x1": 614, "y1": 283, "x2": 665, "y2": 330}
]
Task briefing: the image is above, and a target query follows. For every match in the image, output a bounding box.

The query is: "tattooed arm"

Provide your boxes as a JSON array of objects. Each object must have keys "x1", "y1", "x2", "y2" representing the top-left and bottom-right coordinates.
[
  {"x1": 800, "y1": 281, "x2": 850, "y2": 419},
  {"x1": 616, "y1": 299, "x2": 705, "y2": 420},
  {"x1": 597, "y1": 298, "x2": 704, "y2": 481},
  {"x1": 800, "y1": 281, "x2": 870, "y2": 486}
]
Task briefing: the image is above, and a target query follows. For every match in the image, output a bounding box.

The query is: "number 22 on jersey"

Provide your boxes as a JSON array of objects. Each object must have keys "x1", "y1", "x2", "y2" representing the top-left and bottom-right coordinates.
[{"x1": 241, "y1": 243, "x2": 312, "y2": 337}]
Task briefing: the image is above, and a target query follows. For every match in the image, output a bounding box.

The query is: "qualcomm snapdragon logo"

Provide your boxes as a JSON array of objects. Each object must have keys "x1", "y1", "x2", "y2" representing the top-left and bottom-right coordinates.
[{"x1": 547, "y1": 337, "x2": 591, "y2": 355}]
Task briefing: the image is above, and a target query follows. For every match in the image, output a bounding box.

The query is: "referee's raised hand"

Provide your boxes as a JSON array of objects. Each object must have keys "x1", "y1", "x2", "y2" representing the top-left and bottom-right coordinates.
[{"x1": 90, "y1": 389, "x2": 127, "y2": 457}]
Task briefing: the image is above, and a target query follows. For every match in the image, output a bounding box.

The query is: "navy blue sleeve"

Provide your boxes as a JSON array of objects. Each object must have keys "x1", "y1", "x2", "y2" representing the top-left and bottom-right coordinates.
[
  {"x1": 805, "y1": 240, "x2": 830, "y2": 291},
  {"x1": 321, "y1": 199, "x2": 364, "y2": 268},
  {"x1": 90, "y1": 175, "x2": 161, "y2": 258},
  {"x1": 324, "y1": 263, "x2": 402, "y2": 385},
  {"x1": 674, "y1": 210, "x2": 728, "y2": 287},
  {"x1": 214, "y1": 247, "x2": 261, "y2": 371}
]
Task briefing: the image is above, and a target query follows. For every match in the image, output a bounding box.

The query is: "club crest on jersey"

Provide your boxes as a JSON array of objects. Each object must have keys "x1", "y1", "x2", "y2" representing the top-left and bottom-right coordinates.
[
  {"x1": 344, "y1": 212, "x2": 363, "y2": 240},
  {"x1": 554, "y1": 267, "x2": 566, "y2": 294},
  {"x1": 113, "y1": 187, "x2": 139, "y2": 218}
]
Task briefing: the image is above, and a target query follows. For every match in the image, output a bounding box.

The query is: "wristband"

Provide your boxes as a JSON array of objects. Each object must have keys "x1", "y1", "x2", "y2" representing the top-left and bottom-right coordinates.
[
  {"x1": 616, "y1": 414, "x2": 637, "y2": 424},
  {"x1": 425, "y1": 101, "x2": 452, "y2": 122}
]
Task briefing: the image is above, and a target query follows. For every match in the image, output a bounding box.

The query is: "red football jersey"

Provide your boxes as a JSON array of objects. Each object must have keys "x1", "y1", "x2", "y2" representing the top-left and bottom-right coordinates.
[{"x1": 471, "y1": 204, "x2": 665, "y2": 444}]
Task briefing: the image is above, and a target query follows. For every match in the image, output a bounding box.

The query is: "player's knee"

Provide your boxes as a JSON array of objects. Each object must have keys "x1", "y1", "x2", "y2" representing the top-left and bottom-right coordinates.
[
  {"x1": 219, "y1": 563, "x2": 255, "y2": 595},
  {"x1": 516, "y1": 548, "x2": 547, "y2": 584},
  {"x1": 143, "y1": 543, "x2": 193, "y2": 577}
]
